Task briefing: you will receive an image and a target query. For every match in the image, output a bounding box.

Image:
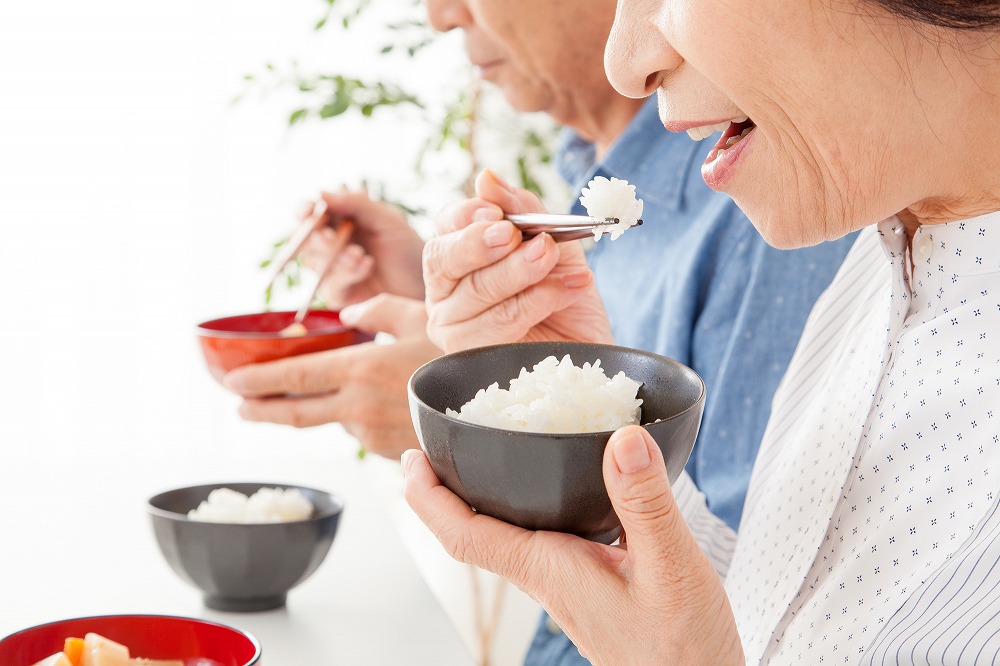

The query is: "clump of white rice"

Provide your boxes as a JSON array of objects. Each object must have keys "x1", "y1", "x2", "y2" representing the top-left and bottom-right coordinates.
[
  {"x1": 579, "y1": 176, "x2": 643, "y2": 241},
  {"x1": 447, "y1": 354, "x2": 642, "y2": 433},
  {"x1": 187, "y1": 487, "x2": 314, "y2": 523}
]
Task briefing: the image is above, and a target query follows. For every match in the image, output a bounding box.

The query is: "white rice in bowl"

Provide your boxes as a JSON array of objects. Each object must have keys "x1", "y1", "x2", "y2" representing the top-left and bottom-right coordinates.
[
  {"x1": 579, "y1": 176, "x2": 644, "y2": 241},
  {"x1": 187, "y1": 487, "x2": 314, "y2": 523},
  {"x1": 446, "y1": 354, "x2": 643, "y2": 433}
]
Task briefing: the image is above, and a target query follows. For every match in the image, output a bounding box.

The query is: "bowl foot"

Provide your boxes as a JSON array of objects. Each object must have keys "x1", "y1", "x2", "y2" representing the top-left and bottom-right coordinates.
[{"x1": 203, "y1": 592, "x2": 287, "y2": 612}]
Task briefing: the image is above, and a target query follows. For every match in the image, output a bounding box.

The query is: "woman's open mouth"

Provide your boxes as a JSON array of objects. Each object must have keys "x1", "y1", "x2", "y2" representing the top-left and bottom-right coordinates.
[
  {"x1": 683, "y1": 116, "x2": 757, "y2": 190},
  {"x1": 705, "y1": 117, "x2": 756, "y2": 162}
]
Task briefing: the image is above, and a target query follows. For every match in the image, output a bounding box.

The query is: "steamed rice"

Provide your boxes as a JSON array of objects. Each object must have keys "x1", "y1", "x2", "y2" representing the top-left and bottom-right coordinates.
[
  {"x1": 187, "y1": 487, "x2": 314, "y2": 523},
  {"x1": 447, "y1": 354, "x2": 642, "y2": 433},
  {"x1": 579, "y1": 176, "x2": 644, "y2": 241}
]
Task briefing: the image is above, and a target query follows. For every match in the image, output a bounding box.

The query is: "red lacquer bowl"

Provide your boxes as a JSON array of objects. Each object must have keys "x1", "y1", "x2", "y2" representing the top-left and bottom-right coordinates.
[
  {"x1": 196, "y1": 310, "x2": 374, "y2": 383},
  {"x1": 0, "y1": 614, "x2": 261, "y2": 665}
]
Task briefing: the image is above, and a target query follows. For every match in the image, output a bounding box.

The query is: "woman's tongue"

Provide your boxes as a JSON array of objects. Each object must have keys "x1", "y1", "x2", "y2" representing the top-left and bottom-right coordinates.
[{"x1": 709, "y1": 119, "x2": 755, "y2": 159}]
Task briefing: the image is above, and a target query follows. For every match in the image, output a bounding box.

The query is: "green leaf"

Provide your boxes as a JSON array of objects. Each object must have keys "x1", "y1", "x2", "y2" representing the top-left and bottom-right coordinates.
[
  {"x1": 259, "y1": 259, "x2": 272, "y2": 269},
  {"x1": 380, "y1": 44, "x2": 394, "y2": 54},
  {"x1": 319, "y1": 88, "x2": 351, "y2": 118},
  {"x1": 357, "y1": 447, "x2": 366, "y2": 460},
  {"x1": 289, "y1": 108, "x2": 308, "y2": 125}
]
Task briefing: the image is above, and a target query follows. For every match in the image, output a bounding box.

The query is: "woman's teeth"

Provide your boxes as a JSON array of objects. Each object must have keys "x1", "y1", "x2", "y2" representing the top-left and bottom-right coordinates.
[
  {"x1": 686, "y1": 116, "x2": 749, "y2": 141},
  {"x1": 725, "y1": 126, "x2": 754, "y2": 147},
  {"x1": 686, "y1": 122, "x2": 730, "y2": 141}
]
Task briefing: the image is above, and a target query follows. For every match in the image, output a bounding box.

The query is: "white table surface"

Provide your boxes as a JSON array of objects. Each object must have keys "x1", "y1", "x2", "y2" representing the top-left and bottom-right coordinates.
[{"x1": 0, "y1": 440, "x2": 475, "y2": 665}]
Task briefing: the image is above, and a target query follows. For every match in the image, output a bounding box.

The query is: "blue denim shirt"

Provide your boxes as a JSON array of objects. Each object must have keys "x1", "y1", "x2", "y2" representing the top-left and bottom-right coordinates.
[{"x1": 523, "y1": 98, "x2": 858, "y2": 666}]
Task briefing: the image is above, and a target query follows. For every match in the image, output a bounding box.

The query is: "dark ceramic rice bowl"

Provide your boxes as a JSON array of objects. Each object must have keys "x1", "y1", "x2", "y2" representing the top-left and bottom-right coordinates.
[{"x1": 408, "y1": 341, "x2": 705, "y2": 544}]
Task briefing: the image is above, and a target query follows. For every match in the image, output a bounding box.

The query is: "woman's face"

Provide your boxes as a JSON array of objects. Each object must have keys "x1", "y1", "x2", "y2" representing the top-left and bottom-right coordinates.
[
  {"x1": 604, "y1": 0, "x2": 963, "y2": 248},
  {"x1": 426, "y1": 0, "x2": 619, "y2": 121}
]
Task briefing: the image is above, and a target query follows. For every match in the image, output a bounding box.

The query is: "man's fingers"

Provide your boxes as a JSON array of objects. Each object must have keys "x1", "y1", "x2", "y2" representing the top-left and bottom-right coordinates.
[
  {"x1": 222, "y1": 346, "x2": 360, "y2": 397},
  {"x1": 318, "y1": 188, "x2": 400, "y2": 229},
  {"x1": 238, "y1": 393, "x2": 349, "y2": 429}
]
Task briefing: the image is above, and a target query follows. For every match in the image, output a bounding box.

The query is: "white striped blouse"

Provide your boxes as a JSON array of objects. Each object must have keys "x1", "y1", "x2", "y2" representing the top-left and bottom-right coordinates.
[{"x1": 672, "y1": 212, "x2": 1000, "y2": 664}]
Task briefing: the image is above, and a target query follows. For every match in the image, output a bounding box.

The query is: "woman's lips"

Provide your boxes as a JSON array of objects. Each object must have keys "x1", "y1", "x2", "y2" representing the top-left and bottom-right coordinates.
[{"x1": 701, "y1": 125, "x2": 757, "y2": 191}]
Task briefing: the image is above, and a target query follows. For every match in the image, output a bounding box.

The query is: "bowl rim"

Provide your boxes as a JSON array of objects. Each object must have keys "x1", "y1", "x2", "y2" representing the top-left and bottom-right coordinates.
[
  {"x1": 408, "y1": 341, "x2": 707, "y2": 438},
  {"x1": 146, "y1": 481, "x2": 345, "y2": 525},
  {"x1": 0, "y1": 613, "x2": 262, "y2": 664},
  {"x1": 195, "y1": 310, "x2": 352, "y2": 340}
]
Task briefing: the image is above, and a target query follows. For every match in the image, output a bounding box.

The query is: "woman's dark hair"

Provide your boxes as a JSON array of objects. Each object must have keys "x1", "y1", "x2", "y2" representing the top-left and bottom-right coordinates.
[{"x1": 875, "y1": 0, "x2": 1000, "y2": 30}]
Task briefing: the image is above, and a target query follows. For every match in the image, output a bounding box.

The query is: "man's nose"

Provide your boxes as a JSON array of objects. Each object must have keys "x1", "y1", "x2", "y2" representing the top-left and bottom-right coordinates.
[{"x1": 425, "y1": 0, "x2": 472, "y2": 33}]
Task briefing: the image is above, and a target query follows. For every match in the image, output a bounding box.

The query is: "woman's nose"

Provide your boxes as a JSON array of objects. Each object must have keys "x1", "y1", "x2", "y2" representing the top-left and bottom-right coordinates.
[
  {"x1": 605, "y1": 1, "x2": 679, "y2": 99},
  {"x1": 425, "y1": 0, "x2": 472, "y2": 32}
]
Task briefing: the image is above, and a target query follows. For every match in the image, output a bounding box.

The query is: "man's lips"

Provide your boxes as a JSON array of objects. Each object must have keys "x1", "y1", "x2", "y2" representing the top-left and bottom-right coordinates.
[{"x1": 471, "y1": 58, "x2": 502, "y2": 71}]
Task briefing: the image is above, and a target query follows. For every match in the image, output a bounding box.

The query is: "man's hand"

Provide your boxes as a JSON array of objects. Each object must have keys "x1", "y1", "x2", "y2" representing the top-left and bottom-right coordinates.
[
  {"x1": 223, "y1": 295, "x2": 439, "y2": 459},
  {"x1": 298, "y1": 188, "x2": 426, "y2": 309}
]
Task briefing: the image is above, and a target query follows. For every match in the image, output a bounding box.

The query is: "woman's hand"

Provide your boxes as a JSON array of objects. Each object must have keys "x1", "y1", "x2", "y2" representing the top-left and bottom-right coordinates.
[
  {"x1": 222, "y1": 295, "x2": 439, "y2": 459},
  {"x1": 423, "y1": 170, "x2": 613, "y2": 352},
  {"x1": 298, "y1": 188, "x2": 427, "y2": 309},
  {"x1": 403, "y1": 425, "x2": 745, "y2": 665}
]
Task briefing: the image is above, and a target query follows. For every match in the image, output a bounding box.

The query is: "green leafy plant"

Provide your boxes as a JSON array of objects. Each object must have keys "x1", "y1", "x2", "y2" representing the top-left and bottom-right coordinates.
[{"x1": 244, "y1": 0, "x2": 561, "y2": 307}]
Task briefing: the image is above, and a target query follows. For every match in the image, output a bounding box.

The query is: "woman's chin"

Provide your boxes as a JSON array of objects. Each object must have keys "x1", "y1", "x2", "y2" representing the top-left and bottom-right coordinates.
[{"x1": 742, "y1": 206, "x2": 830, "y2": 250}]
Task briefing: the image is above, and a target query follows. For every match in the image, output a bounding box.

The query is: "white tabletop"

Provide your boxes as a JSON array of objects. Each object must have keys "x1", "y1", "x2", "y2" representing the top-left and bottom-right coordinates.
[
  {"x1": 0, "y1": 436, "x2": 474, "y2": 665},
  {"x1": 0, "y1": 1, "x2": 545, "y2": 662}
]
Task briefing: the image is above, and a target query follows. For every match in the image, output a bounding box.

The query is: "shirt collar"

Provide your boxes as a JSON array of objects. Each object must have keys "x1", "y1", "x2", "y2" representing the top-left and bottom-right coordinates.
[
  {"x1": 555, "y1": 96, "x2": 703, "y2": 213},
  {"x1": 876, "y1": 210, "x2": 1000, "y2": 323},
  {"x1": 877, "y1": 211, "x2": 1000, "y2": 277}
]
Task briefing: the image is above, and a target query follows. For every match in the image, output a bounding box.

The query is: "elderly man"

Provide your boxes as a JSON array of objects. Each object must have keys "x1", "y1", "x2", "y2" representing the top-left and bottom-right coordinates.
[{"x1": 223, "y1": 0, "x2": 856, "y2": 662}]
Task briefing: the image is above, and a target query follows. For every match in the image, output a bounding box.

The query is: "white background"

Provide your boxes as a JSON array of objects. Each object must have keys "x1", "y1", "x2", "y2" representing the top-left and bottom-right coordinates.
[{"x1": 0, "y1": 1, "x2": 540, "y2": 663}]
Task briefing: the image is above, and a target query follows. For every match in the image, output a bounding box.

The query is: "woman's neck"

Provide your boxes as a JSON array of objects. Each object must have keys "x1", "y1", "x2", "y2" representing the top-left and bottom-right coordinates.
[{"x1": 898, "y1": 33, "x2": 1000, "y2": 242}]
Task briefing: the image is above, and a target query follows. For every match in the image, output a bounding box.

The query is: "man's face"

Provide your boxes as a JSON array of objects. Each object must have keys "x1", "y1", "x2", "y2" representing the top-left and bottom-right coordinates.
[{"x1": 426, "y1": 0, "x2": 618, "y2": 120}]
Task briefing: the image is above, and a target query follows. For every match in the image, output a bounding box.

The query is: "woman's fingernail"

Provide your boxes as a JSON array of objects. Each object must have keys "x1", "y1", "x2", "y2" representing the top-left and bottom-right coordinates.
[
  {"x1": 483, "y1": 221, "x2": 514, "y2": 247},
  {"x1": 562, "y1": 271, "x2": 591, "y2": 289},
  {"x1": 524, "y1": 234, "x2": 548, "y2": 261},
  {"x1": 473, "y1": 206, "x2": 503, "y2": 222},
  {"x1": 401, "y1": 450, "x2": 418, "y2": 478},
  {"x1": 612, "y1": 429, "x2": 651, "y2": 474},
  {"x1": 488, "y1": 170, "x2": 514, "y2": 192}
]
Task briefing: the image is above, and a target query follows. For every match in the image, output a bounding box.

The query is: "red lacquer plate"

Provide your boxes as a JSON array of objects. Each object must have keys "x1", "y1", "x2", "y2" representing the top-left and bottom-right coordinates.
[{"x1": 0, "y1": 614, "x2": 261, "y2": 665}]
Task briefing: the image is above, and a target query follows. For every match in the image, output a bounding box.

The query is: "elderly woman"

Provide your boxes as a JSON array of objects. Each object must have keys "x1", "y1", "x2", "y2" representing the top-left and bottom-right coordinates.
[{"x1": 405, "y1": 0, "x2": 1000, "y2": 662}]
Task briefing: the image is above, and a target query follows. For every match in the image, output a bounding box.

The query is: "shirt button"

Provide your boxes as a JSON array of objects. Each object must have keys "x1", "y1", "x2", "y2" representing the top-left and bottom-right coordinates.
[
  {"x1": 545, "y1": 616, "x2": 563, "y2": 635},
  {"x1": 914, "y1": 236, "x2": 933, "y2": 262}
]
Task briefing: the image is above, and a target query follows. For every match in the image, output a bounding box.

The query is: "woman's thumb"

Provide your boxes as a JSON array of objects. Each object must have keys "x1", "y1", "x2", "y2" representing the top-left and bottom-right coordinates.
[{"x1": 603, "y1": 426, "x2": 687, "y2": 567}]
